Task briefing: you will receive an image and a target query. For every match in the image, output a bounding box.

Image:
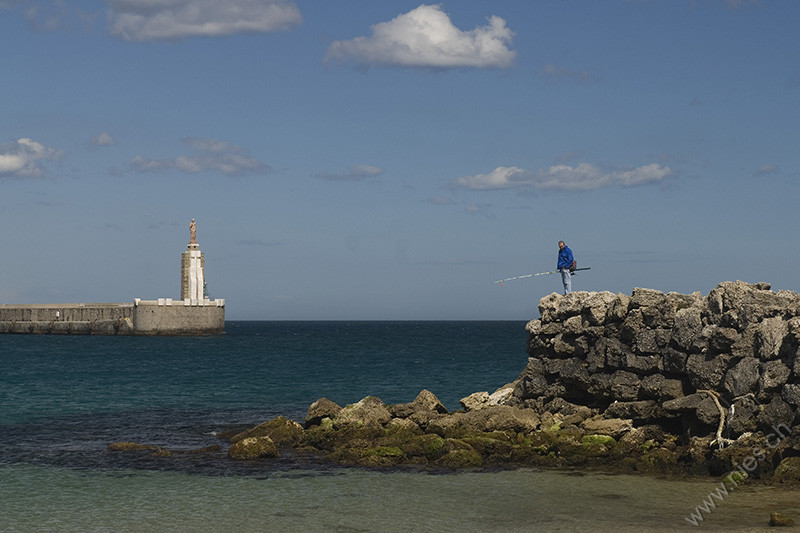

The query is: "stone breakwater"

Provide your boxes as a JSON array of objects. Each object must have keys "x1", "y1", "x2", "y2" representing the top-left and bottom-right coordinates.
[
  {"x1": 510, "y1": 280, "x2": 800, "y2": 479},
  {"x1": 110, "y1": 281, "x2": 800, "y2": 481}
]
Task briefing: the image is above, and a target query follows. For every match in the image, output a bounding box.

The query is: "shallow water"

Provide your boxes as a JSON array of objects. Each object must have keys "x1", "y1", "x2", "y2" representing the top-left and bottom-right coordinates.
[
  {"x1": 1, "y1": 322, "x2": 798, "y2": 532},
  {"x1": 2, "y1": 464, "x2": 799, "y2": 532}
]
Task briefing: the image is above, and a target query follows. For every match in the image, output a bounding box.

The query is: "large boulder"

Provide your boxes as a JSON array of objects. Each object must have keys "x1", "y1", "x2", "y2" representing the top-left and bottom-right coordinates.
[
  {"x1": 580, "y1": 417, "x2": 633, "y2": 438},
  {"x1": 333, "y1": 396, "x2": 392, "y2": 428},
  {"x1": 723, "y1": 357, "x2": 760, "y2": 398},
  {"x1": 581, "y1": 291, "x2": 617, "y2": 326},
  {"x1": 758, "y1": 360, "x2": 791, "y2": 395},
  {"x1": 305, "y1": 397, "x2": 342, "y2": 428},
  {"x1": 460, "y1": 391, "x2": 490, "y2": 412},
  {"x1": 228, "y1": 436, "x2": 280, "y2": 460},
  {"x1": 392, "y1": 389, "x2": 448, "y2": 418},
  {"x1": 663, "y1": 393, "x2": 706, "y2": 413},
  {"x1": 427, "y1": 406, "x2": 540, "y2": 436},
  {"x1": 670, "y1": 306, "x2": 704, "y2": 353},
  {"x1": 604, "y1": 401, "x2": 663, "y2": 424},
  {"x1": 685, "y1": 353, "x2": 729, "y2": 390},
  {"x1": 640, "y1": 374, "x2": 685, "y2": 401},
  {"x1": 728, "y1": 396, "x2": 760, "y2": 434},
  {"x1": 610, "y1": 371, "x2": 640, "y2": 401},
  {"x1": 756, "y1": 317, "x2": 789, "y2": 360},
  {"x1": 774, "y1": 457, "x2": 800, "y2": 483}
]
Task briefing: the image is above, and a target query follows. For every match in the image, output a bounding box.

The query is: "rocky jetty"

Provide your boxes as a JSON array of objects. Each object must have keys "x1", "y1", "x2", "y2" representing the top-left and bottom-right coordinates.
[
  {"x1": 110, "y1": 281, "x2": 800, "y2": 481},
  {"x1": 510, "y1": 280, "x2": 800, "y2": 478}
]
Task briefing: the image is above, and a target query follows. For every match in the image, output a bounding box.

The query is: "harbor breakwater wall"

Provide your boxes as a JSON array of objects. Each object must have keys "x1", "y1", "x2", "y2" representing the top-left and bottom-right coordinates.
[
  {"x1": 507, "y1": 281, "x2": 800, "y2": 464},
  {"x1": 0, "y1": 299, "x2": 224, "y2": 335}
]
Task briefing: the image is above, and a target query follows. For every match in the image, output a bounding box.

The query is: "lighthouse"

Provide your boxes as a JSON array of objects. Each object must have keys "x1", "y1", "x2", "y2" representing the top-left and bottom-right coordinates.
[{"x1": 181, "y1": 218, "x2": 206, "y2": 303}]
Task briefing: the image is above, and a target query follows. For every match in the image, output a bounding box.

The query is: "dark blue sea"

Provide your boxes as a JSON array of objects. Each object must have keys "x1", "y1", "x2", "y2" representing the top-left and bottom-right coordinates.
[{"x1": 1, "y1": 322, "x2": 796, "y2": 532}]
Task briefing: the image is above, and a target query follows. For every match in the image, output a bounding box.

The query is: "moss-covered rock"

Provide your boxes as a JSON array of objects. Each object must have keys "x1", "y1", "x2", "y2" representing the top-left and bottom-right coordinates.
[
  {"x1": 461, "y1": 435, "x2": 513, "y2": 461},
  {"x1": 436, "y1": 448, "x2": 483, "y2": 468},
  {"x1": 712, "y1": 434, "x2": 777, "y2": 479},
  {"x1": 550, "y1": 427, "x2": 583, "y2": 454},
  {"x1": 636, "y1": 447, "x2": 678, "y2": 473},
  {"x1": 418, "y1": 434, "x2": 446, "y2": 461},
  {"x1": 333, "y1": 396, "x2": 392, "y2": 428},
  {"x1": 230, "y1": 416, "x2": 304, "y2": 446},
  {"x1": 303, "y1": 420, "x2": 384, "y2": 452},
  {"x1": 581, "y1": 434, "x2": 617, "y2": 447},
  {"x1": 382, "y1": 422, "x2": 423, "y2": 441},
  {"x1": 228, "y1": 436, "x2": 280, "y2": 460},
  {"x1": 774, "y1": 457, "x2": 800, "y2": 483},
  {"x1": 330, "y1": 445, "x2": 407, "y2": 467},
  {"x1": 769, "y1": 512, "x2": 795, "y2": 527},
  {"x1": 300, "y1": 421, "x2": 337, "y2": 451}
]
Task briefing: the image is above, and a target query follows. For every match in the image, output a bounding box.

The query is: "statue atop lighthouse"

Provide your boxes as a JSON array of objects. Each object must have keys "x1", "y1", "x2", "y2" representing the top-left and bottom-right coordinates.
[{"x1": 181, "y1": 219, "x2": 205, "y2": 302}]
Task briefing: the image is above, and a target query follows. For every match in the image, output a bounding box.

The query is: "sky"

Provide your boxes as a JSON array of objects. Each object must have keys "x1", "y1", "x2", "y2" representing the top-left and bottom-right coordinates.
[{"x1": 1, "y1": 0, "x2": 799, "y2": 320}]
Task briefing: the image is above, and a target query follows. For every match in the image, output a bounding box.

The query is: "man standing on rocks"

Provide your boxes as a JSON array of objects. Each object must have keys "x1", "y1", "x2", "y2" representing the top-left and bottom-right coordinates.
[{"x1": 557, "y1": 241, "x2": 574, "y2": 294}]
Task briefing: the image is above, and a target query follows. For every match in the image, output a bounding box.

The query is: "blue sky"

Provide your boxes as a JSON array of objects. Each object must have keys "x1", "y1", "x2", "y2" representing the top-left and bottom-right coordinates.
[{"x1": 1, "y1": 0, "x2": 798, "y2": 320}]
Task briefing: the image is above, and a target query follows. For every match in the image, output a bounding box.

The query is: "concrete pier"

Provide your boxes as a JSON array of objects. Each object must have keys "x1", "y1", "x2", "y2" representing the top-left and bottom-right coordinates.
[
  {"x1": 0, "y1": 299, "x2": 224, "y2": 335},
  {"x1": 0, "y1": 303, "x2": 134, "y2": 335},
  {"x1": 0, "y1": 219, "x2": 225, "y2": 336}
]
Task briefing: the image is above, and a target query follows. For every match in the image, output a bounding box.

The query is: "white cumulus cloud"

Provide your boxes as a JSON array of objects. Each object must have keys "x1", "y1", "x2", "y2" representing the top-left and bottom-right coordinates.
[
  {"x1": 108, "y1": 0, "x2": 303, "y2": 42},
  {"x1": 452, "y1": 163, "x2": 672, "y2": 192},
  {"x1": 0, "y1": 138, "x2": 64, "y2": 179},
  {"x1": 325, "y1": 4, "x2": 515, "y2": 69},
  {"x1": 131, "y1": 137, "x2": 268, "y2": 176}
]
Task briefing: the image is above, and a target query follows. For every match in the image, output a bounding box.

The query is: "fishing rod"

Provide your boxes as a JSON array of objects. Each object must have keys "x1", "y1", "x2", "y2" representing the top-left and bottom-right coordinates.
[{"x1": 493, "y1": 268, "x2": 591, "y2": 285}]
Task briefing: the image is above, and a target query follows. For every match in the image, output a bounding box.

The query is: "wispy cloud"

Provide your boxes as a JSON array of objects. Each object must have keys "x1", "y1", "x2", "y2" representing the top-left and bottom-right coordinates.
[
  {"x1": 451, "y1": 163, "x2": 672, "y2": 192},
  {"x1": 325, "y1": 4, "x2": 515, "y2": 69},
  {"x1": 315, "y1": 164, "x2": 384, "y2": 182},
  {"x1": 89, "y1": 132, "x2": 117, "y2": 149},
  {"x1": 0, "y1": 138, "x2": 65, "y2": 179},
  {"x1": 22, "y1": 1, "x2": 98, "y2": 32},
  {"x1": 107, "y1": 0, "x2": 303, "y2": 42},
  {"x1": 131, "y1": 137, "x2": 268, "y2": 176},
  {"x1": 465, "y1": 203, "x2": 495, "y2": 218},
  {"x1": 753, "y1": 164, "x2": 779, "y2": 177}
]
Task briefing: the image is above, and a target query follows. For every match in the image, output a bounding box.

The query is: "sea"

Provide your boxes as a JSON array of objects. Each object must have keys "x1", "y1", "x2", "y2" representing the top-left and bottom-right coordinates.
[{"x1": 2, "y1": 321, "x2": 799, "y2": 532}]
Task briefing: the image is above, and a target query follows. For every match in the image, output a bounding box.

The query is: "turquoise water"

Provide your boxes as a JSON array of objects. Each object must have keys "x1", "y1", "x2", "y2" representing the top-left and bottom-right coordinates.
[{"x1": 1, "y1": 322, "x2": 798, "y2": 532}]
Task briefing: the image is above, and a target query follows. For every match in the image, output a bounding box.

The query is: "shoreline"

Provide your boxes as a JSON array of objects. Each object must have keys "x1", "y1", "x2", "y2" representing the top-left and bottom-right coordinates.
[{"x1": 107, "y1": 281, "x2": 800, "y2": 488}]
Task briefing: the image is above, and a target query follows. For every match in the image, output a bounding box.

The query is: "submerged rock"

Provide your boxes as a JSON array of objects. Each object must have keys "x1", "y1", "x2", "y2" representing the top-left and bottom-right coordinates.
[
  {"x1": 769, "y1": 512, "x2": 795, "y2": 527},
  {"x1": 229, "y1": 416, "x2": 304, "y2": 446},
  {"x1": 108, "y1": 442, "x2": 160, "y2": 452}
]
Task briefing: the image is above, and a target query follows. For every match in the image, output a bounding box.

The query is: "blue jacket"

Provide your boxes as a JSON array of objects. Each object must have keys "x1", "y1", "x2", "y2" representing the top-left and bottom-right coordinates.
[{"x1": 557, "y1": 245, "x2": 574, "y2": 270}]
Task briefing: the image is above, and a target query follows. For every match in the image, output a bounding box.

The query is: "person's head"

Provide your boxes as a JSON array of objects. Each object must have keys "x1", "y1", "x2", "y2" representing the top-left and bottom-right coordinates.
[{"x1": 558, "y1": 241, "x2": 565, "y2": 250}]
